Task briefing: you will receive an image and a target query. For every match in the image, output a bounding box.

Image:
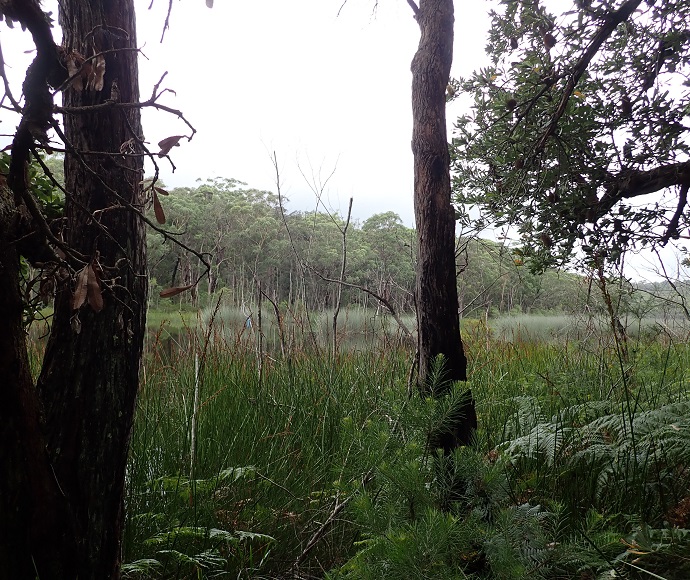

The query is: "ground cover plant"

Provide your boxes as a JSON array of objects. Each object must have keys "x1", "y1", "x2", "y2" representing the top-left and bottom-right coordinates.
[{"x1": 121, "y1": 308, "x2": 690, "y2": 579}]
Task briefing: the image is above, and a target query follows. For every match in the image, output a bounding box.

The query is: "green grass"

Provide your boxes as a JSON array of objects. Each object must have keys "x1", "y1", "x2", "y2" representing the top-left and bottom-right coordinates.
[
  {"x1": 117, "y1": 311, "x2": 690, "y2": 578},
  {"x1": 125, "y1": 322, "x2": 412, "y2": 578}
]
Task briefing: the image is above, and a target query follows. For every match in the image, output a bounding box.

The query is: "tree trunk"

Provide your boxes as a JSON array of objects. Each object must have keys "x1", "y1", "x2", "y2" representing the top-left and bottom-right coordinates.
[
  {"x1": 0, "y1": 188, "x2": 77, "y2": 578},
  {"x1": 411, "y1": 0, "x2": 476, "y2": 448},
  {"x1": 33, "y1": 1, "x2": 146, "y2": 578}
]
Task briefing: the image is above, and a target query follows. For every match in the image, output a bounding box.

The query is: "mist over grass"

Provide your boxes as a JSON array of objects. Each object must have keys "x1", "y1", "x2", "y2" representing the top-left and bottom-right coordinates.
[{"x1": 489, "y1": 312, "x2": 690, "y2": 344}]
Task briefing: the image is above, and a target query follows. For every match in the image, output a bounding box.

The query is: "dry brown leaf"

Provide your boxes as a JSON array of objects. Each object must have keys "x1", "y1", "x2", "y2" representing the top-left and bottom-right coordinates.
[
  {"x1": 86, "y1": 264, "x2": 104, "y2": 312},
  {"x1": 120, "y1": 138, "x2": 136, "y2": 154},
  {"x1": 160, "y1": 284, "x2": 194, "y2": 298},
  {"x1": 71, "y1": 267, "x2": 89, "y2": 310},
  {"x1": 152, "y1": 191, "x2": 166, "y2": 224},
  {"x1": 88, "y1": 54, "x2": 106, "y2": 91},
  {"x1": 64, "y1": 51, "x2": 88, "y2": 92},
  {"x1": 157, "y1": 135, "x2": 184, "y2": 157},
  {"x1": 154, "y1": 186, "x2": 169, "y2": 196}
]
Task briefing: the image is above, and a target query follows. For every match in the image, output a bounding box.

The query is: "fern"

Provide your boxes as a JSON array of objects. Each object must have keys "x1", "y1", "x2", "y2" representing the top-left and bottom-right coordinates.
[
  {"x1": 121, "y1": 558, "x2": 163, "y2": 579},
  {"x1": 498, "y1": 398, "x2": 690, "y2": 520}
]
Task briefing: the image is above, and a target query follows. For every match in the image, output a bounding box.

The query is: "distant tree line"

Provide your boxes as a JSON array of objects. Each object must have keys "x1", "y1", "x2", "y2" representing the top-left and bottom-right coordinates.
[{"x1": 148, "y1": 177, "x2": 591, "y2": 317}]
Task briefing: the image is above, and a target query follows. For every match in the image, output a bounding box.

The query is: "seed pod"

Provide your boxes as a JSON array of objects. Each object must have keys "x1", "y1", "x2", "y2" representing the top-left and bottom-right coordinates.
[{"x1": 543, "y1": 32, "x2": 556, "y2": 50}]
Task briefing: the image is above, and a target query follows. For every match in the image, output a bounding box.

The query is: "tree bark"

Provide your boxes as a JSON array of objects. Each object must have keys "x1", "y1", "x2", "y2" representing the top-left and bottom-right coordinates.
[
  {"x1": 0, "y1": 187, "x2": 77, "y2": 578},
  {"x1": 32, "y1": 1, "x2": 145, "y2": 578},
  {"x1": 1, "y1": 0, "x2": 146, "y2": 575},
  {"x1": 411, "y1": 0, "x2": 476, "y2": 448}
]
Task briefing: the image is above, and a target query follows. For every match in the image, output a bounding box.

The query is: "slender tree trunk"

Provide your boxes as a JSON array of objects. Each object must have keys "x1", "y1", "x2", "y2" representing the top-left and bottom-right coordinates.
[
  {"x1": 411, "y1": 0, "x2": 476, "y2": 448},
  {"x1": 34, "y1": 1, "x2": 147, "y2": 577},
  {"x1": 332, "y1": 198, "x2": 353, "y2": 354}
]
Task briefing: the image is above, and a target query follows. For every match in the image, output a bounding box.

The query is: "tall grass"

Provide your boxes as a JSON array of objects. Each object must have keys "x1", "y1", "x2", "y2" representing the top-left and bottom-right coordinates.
[
  {"x1": 122, "y1": 311, "x2": 690, "y2": 578},
  {"x1": 125, "y1": 319, "x2": 412, "y2": 578}
]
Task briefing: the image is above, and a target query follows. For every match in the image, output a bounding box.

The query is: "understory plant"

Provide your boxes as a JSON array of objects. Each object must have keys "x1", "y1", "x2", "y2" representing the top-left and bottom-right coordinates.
[{"x1": 333, "y1": 339, "x2": 690, "y2": 579}]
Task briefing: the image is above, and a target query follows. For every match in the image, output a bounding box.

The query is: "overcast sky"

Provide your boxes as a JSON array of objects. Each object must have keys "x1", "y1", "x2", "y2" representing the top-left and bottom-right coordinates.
[
  {"x1": 1, "y1": 0, "x2": 492, "y2": 225},
  {"x1": 137, "y1": 0, "x2": 493, "y2": 225}
]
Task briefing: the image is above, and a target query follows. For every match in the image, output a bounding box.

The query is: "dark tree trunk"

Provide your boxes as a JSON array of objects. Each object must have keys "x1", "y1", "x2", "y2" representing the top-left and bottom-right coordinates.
[
  {"x1": 0, "y1": 0, "x2": 145, "y2": 577},
  {"x1": 411, "y1": 0, "x2": 476, "y2": 448},
  {"x1": 0, "y1": 187, "x2": 77, "y2": 578},
  {"x1": 34, "y1": 1, "x2": 147, "y2": 578}
]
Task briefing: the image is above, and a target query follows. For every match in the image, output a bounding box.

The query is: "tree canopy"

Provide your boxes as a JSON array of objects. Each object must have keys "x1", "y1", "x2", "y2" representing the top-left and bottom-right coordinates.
[{"x1": 452, "y1": 0, "x2": 690, "y2": 272}]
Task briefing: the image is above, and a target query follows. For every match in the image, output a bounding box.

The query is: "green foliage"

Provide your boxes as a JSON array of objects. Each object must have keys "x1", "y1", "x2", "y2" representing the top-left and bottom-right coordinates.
[
  {"x1": 333, "y1": 331, "x2": 690, "y2": 579},
  {"x1": 147, "y1": 178, "x2": 417, "y2": 313},
  {"x1": 0, "y1": 152, "x2": 64, "y2": 325},
  {"x1": 148, "y1": 176, "x2": 594, "y2": 318},
  {"x1": 456, "y1": 237, "x2": 587, "y2": 316},
  {"x1": 122, "y1": 310, "x2": 690, "y2": 578},
  {"x1": 452, "y1": 0, "x2": 690, "y2": 271},
  {"x1": 125, "y1": 324, "x2": 413, "y2": 577},
  {"x1": 0, "y1": 152, "x2": 64, "y2": 218}
]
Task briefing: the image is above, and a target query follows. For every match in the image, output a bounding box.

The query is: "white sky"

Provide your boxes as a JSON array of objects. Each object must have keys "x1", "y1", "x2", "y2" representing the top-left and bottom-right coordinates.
[
  {"x1": 0, "y1": 0, "x2": 492, "y2": 225},
  {"x1": 137, "y1": 0, "x2": 493, "y2": 225}
]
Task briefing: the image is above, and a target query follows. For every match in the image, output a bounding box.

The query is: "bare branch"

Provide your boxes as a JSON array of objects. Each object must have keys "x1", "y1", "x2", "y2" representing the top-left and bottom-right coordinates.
[
  {"x1": 406, "y1": 0, "x2": 420, "y2": 17},
  {"x1": 313, "y1": 269, "x2": 414, "y2": 341},
  {"x1": 661, "y1": 183, "x2": 689, "y2": 246},
  {"x1": 332, "y1": 197, "x2": 353, "y2": 353},
  {"x1": 161, "y1": 0, "x2": 174, "y2": 43},
  {"x1": 50, "y1": 121, "x2": 211, "y2": 283},
  {"x1": 596, "y1": 160, "x2": 690, "y2": 217},
  {"x1": 0, "y1": 40, "x2": 22, "y2": 111},
  {"x1": 56, "y1": 97, "x2": 197, "y2": 139}
]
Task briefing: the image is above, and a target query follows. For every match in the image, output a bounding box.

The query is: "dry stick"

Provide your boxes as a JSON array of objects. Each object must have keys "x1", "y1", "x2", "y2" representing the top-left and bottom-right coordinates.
[
  {"x1": 299, "y1": 163, "x2": 413, "y2": 342},
  {"x1": 273, "y1": 152, "x2": 413, "y2": 343},
  {"x1": 311, "y1": 270, "x2": 414, "y2": 342},
  {"x1": 0, "y1": 39, "x2": 22, "y2": 111},
  {"x1": 271, "y1": 151, "x2": 322, "y2": 356},
  {"x1": 259, "y1": 286, "x2": 287, "y2": 359},
  {"x1": 332, "y1": 197, "x2": 353, "y2": 354},
  {"x1": 256, "y1": 278, "x2": 264, "y2": 388},
  {"x1": 160, "y1": 0, "x2": 174, "y2": 42},
  {"x1": 189, "y1": 351, "x2": 200, "y2": 480},
  {"x1": 57, "y1": 95, "x2": 197, "y2": 140},
  {"x1": 293, "y1": 380, "x2": 420, "y2": 572},
  {"x1": 293, "y1": 471, "x2": 375, "y2": 572},
  {"x1": 189, "y1": 294, "x2": 223, "y2": 489}
]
